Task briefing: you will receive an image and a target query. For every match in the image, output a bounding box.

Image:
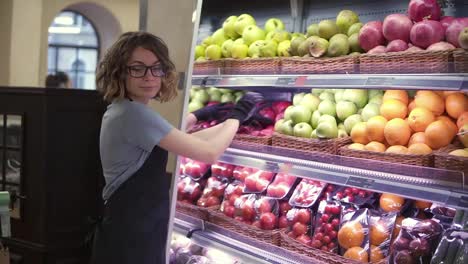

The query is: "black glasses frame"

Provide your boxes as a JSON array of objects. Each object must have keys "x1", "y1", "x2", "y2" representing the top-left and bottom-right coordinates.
[{"x1": 126, "y1": 65, "x2": 166, "y2": 78}]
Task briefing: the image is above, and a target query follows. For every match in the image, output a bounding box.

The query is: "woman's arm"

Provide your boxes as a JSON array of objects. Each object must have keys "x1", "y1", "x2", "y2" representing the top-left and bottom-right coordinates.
[
  {"x1": 159, "y1": 119, "x2": 239, "y2": 164},
  {"x1": 185, "y1": 113, "x2": 198, "y2": 131}
]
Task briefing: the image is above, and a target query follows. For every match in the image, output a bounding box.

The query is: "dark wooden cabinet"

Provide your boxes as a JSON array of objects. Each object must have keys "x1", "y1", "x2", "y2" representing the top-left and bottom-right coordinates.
[{"x1": 0, "y1": 87, "x2": 106, "y2": 264}]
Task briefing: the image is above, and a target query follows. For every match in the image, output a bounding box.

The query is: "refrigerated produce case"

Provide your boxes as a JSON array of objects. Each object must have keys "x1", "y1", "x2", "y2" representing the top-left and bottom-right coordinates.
[{"x1": 167, "y1": 0, "x2": 468, "y2": 263}]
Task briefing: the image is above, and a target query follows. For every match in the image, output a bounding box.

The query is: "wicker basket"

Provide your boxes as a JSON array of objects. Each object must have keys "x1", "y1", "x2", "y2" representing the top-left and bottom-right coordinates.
[
  {"x1": 453, "y1": 48, "x2": 468, "y2": 73},
  {"x1": 175, "y1": 201, "x2": 218, "y2": 221},
  {"x1": 233, "y1": 134, "x2": 272, "y2": 145},
  {"x1": 193, "y1": 60, "x2": 224, "y2": 75},
  {"x1": 339, "y1": 145, "x2": 434, "y2": 167},
  {"x1": 272, "y1": 133, "x2": 352, "y2": 154},
  {"x1": 360, "y1": 50, "x2": 452, "y2": 74},
  {"x1": 280, "y1": 230, "x2": 387, "y2": 264},
  {"x1": 223, "y1": 58, "x2": 281, "y2": 74},
  {"x1": 280, "y1": 55, "x2": 359, "y2": 74},
  {"x1": 434, "y1": 144, "x2": 468, "y2": 173},
  {"x1": 208, "y1": 210, "x2": 281, "y2": 246}
]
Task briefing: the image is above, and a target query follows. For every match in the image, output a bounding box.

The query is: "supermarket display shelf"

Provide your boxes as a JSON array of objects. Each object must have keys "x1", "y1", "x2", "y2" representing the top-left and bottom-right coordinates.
[
  {"x1": 192, "y1": 73, "x2": 468, "y2": 91},
  {"x1": 174, "y1": 212, "x2": 323, "y2": 264},
  {"x1": 219, "y1": 143, "x2": 468, "y2": 210}
]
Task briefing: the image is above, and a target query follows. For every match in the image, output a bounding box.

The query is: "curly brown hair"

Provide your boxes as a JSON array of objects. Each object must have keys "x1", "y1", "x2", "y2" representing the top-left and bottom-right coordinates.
[{"x1": 96, "y1": 31, "x2": 178, "y2": 102}]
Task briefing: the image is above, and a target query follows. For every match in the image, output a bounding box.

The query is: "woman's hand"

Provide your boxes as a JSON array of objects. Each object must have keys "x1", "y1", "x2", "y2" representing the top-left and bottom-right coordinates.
[
  {"x1": 191, "y1": 102, "x2": 234, "y2": 121},
  {"x1": 225, "y1": 92, "x2": 264, "y2": 122}
]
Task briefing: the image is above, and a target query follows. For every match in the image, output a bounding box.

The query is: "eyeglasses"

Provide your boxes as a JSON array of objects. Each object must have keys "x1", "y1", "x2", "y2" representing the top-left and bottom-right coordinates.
[{"x1": 127, "y1": 65, "x2": 165, "y2": 78}]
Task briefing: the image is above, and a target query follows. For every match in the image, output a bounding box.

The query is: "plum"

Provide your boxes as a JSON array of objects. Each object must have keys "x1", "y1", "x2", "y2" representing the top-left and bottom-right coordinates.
[
  {"x1": 413, "y1": 219, "x2": 442, "y2": 235},
  {"x1": 393, "y1": 237, "x2": 410, "y2": 251},
  {"x1": 394, "y1": 250, "x2": 416, "y2": 264},
  {"x1": 409, "y1": 238, "x2": 430, "y2": 257}
]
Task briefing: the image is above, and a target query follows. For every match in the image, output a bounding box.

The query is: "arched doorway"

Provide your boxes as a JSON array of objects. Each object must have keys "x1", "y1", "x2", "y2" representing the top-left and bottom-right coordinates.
[{"x1": 47, "y1": 11, "x2": 99, "y2": 89}]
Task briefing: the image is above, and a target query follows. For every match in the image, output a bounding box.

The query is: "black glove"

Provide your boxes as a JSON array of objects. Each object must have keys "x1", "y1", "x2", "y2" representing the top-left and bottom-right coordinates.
[
  {"x1": 192, "y1": 102, "x2": 234, "y2": 121},
  {"x1": 225, "y1": 92, "x2": 264, "y2": 122}
]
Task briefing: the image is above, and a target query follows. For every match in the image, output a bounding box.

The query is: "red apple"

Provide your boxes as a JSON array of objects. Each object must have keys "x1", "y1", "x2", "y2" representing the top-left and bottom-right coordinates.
[
  {"x1": 255, "y1": 178, "x2": 270, "y2": 192},
  {"x1": 252, "y1": 220, "x2": 262, "y2": 229},
  {"x1": 242, "y1": 204, "x2": 255, "y2": 221},
  {"x1": 259, "y1": 107, "x2": 276, "y2": 121},
  {"x1": 278, "y1": 216, "x2": 289, "y2": 228},
  {"x1": 296, "y1": 209, "x2": 311, "y2": 225},
  {"x1": 272, "y1": 101, "x2": 291, "y2": 115},
  {"x1": 224, "y1": 205, "x2": 235, "y2": 217},
  {"x1": 279, "y1": 201, "x2": 292, "y2": 215},
  {"x1": 228, "y1": 194, "x2": 240, "y2": 206},
  {"x1": 258, "y1": 171, "x2": 274, "y2": 181},
  {"x1": 256, "y1": 199, "x2": 272, "y2": 214},
  {"x1": 292, "y1": 222, "x2": 308, "y2": 236},
  {"x1": 260, "y1": 212, "x2": 277, "y2": 230},
  {"x1": 296, "y1": 234, "x2": 312, "y2": 245},
  {"x1": 222, "y1": 164, "x2": 235, "y2": 178},
  {"x1": 311, "y1": 240, "x2": 322, "y2": 249},
  {"x1": 245, "y1": 176, "x2": 257, "y2": 191},
  {"x1": 206, "y1": 196, "x2": 220, "y2": 207}
]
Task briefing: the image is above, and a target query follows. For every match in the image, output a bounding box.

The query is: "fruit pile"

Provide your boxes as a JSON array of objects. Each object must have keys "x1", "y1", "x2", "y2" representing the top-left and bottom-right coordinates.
[
  {"x1": 346, "y1": 90, "x2": 468, "y2": 156},
  {"x1": 188, "y1": 86, "x2": 244, "y2": 112}
]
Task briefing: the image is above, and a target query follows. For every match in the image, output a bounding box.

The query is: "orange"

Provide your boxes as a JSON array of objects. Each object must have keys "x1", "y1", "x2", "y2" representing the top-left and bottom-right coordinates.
[
  {"x1": 351, "y1": 122, "x2": 370, "y2": 145},
  {"x1": 408, "y1": 107, "x2": 435, "y2": 132},
  {"x1": 425, "y1": 120, "x2": 454, "y2": 149},
  {"x1": 414, "y1": 90, "x2": 445, "y2": 116},
  {"x1": 383, "y1": 90, "x2": 409, "y2": 105},
  {"x1": 338, "y1": 221, "x2": 365, "y2": 249},
  {"x1": 365, "y1": 141, "x2": 387, "y2": 152},
  {"x1": 384, "y1": 118, "x2": 411, "y2": 146},
  {"x1": 443, "y1": 91, "x2": 459, "y2": 98},
  {"x1": 366, "y1": 116, "x2": 388, "y2": 142},
  {"x1": 445, "y1": 93, "x2": 468, "y2": 119},
  {"x1": 380, "y1": 99, "x2": 408, "y2": 120},
  {"x1": 386, "y1": 145, "x2": 408, "y2": 154},
  {"x1": 408, "y1": 99, "x2": 416, "y2": 113},
  {"x1": 457, "y1": 112, "x2": 468, "y2": 129},
  {"x1": 437, "y1": 115, "x2": 459, "y2": 137},
  {"x1": 370, "y1": 245, "x2": 385, "y2": 262},
  {"x1": 408, "y1": 132, "x2": 426, "y2": 146},
  {"x1": 344, "y1": 247, "x2": 369, "y2": 262},
  {"x1": 370, "y1": 220, "x2": 390, "y2": 246},
  {"x1": 407, "y1": 143, "x2": 432, "y2": 155},
  {"x1": 349, "y1": 143, "x2": 366, "y2": 150},
  {"x1": 380, "y1": 193, "x2": 405, "y2": 212},
  {"x1": 414, "y1": 200, "x2": 432, "y2": 209}
]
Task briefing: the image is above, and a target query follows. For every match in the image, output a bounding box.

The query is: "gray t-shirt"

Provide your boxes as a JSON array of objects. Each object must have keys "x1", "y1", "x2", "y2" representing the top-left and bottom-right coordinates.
[{"x1": 99, "y1": 99, "x2": 173, "y2": 200}]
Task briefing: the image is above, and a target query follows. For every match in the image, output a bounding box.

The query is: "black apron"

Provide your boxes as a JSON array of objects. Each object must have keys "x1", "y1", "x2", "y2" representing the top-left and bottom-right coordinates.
[{"x1": 90, "y1": 145, "x2": 170, "y2": 264}]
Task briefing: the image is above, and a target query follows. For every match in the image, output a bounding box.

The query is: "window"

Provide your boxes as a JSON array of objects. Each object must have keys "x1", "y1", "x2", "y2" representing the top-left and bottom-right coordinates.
[{"x1": 48, "y1": 11, "x2": 99, "y2": 90}]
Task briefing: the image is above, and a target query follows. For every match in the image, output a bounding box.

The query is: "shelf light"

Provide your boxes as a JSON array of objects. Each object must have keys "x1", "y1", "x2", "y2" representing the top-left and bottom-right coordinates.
[
  {"x1": 53, "y1": 16, "x2": 74, "y2": 26},
  {"x1": 48, "y1": 26, "x2": 81, "y2": 34}
]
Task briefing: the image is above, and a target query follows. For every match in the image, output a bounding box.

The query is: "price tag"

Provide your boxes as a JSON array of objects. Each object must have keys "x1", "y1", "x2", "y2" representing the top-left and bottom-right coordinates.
[
  {"x1": 458, "y1": 196, "x2": 468, "y2": 208},
  {"x1": 346, "y1": 177, "x2": 374, "y2": 189},
  {"x1": 276, "y1": 77, "x2": 297, "y2": 86},
  {"x1": 191, "y1": 78, "x2": 203, "y2": 86},
  {"x1": 366, "y1": 77, "x2": 394, "y2": 86}
]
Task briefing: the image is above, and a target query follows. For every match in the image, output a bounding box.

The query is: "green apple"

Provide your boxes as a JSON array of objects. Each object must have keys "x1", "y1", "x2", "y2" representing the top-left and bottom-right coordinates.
[
  {"x1": 306, "y1": 23, "x2": 319, "y2": 37},
  {"x1": 319, "y1": 92, "x2": 335, "y2": 102},
  {"x1": 336, "y1": 10, "x2": 360, "y2": 34},
  {"x1": 293, "y1": 122, "x2": 313, "y2": 138},
  {"x1": 338, "y1": 123, "x2": 346, "y2": 130},
  {"x1": 260, "y1": 40, "x2": 278, "y2": 57},
  {"x1": 234, "y1": 38, "x2": 246, "y2": 45},
  {"x1": 310, "y1": 129, "x2": 318, "y2": 138},
  {"x1": 348, "y1": 33, "x2": 363, "y2": 53},
  {"x1": 195, "y1": 57, "x2": 206, "y2": 62},
  {"x1": 318, "y1": 100, "x2": 336, "y2": 117},
  {"x1": 279, "y1": 120, "x2": 294, "y2": 135},
  {"x1": 290, "y1": 35, "x2": 306, "y2": 56},
  {"x1": 275, "y1": 119, "x2": 286, "y2": 132},
  {"x1": 338, "y1": 128, "x2": 349, "y2": 138},
  {"x1": 311, "y1": 110, "x2": 322, "y2": 128},
  {"x1": 293, "y1": 93, "x2": 305, "y2": 105},
  {"x1": 219, "y1": 88, "x2": 232, "y2": 94},
  {"x1": 234, "y1": 14, "x2": 256, "y2": 36},
  {"x1": 209, "y1": 91, "x2": 222, "y2": 102},
  {"x1": 242, "y1": 25, "x2": 266, "y2": 46},
  {"x1": 205, "y1": 44, "x2": 222, "y2": 60},
  {"x1": 361, "y1": 103, "x2": 380, "y2": 121},
  {"x1": 309, "y1": 37, "x2": 329, "y2": 58},
  {"x1": 221, "y1": 93, "x2": 235, "y2": 103},
  {"x1": 195, "y1": 45, "x2": 205, "y2": 59},
  {"x1": 207, "y1": 87, "x2": 219, "y2": 94},
  {"x1": 290, "y1": 105, "x2": 312, "y2": 124},
  {"x1": 264, "y1": 18, "x2": 285, "y2": 33},
  {"x1": 202, "y1": 36, "x2": 213, "y2": 47},
  {"x1": 277, "y1": 40, "x2": 291, "y2": 57},
  {"x1": 336, "y1": 101, "x2": 358, "y2": 121},
  {"x1": 318, "y1": 20, "x2": 339, "y2": 40},
  {"x1": 221, "y1": 39, "x2": 234, "y2": 58},
  {"x1": 344, "y1": 114, "x2": 362, "y2": 134},
  {"x1": 297, "y1": 36, "x2": 315, "y2": 56},
  {"x1": 284, "y1": 106, "x2": 294, "y2": 120},
  {"x1": 316, "y1": 121, "x2": 338, "y2": 139},
  {"x1": 192, "y1": 89, "x2": 209, "y2": 103},
  {"x1": 291, "y1": 32, "x2": 304, "y2": 38},
  {"x1": 369, "y1": 90, "x2": 383, "y2": 98},
  {"x1": 335, "y1": 90, "x2": 344, "y2": 102},
  {"x1": 231, "y1": 43, "x2": 249, "y2": 59},
  {"x1": 342, "y1": 89, "x2": 368, "y2": 108},
  {"x1": 188, "y1": 101, "x2": 204, "y2": 112},
  {"x1": 318, "y1": 114, "x2": 337, "y2": 126},
  {"x1": 211, "y1": 28, "x2": 228, "y2": 46},
  {"x1": 271, "y1": 30, "x2": 291, "y2": 43},
  {"x1": 265, "y1": 31, "x2": 275, "y2": 41},
  {"x1": 248, "y1": 40, "x2": 266, "y2": 58},
  {"x1": 368, "y1": 95, "x2": 383, "y2": 105},
  {"x1": 458, "y1": 124, "x2": 468, "y2": 148},
  {"x1": 222, "y1": 16, "x2": 240, "y2": 39},
  {"x1": 311, "y1": 89, "x2": 324, "y2": 95},
  {"x1": 327, "y1": 34, "x2": 350, "y2": 57},
  {"x1": 190, "y1": 87, "x2": 199, "y2": 99},
  {"x1": 450, "y1": 149, "x2": 468, "y2": 157},
  {"x1": 299, "y1": 94, "x2": 320, "y2": 112},
  {"x1": 347, "y1": 22, "x2": 363, "y2": 36}
]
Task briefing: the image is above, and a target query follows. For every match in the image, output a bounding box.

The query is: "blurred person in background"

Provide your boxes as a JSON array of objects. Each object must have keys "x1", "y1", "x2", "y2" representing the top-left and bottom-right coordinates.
[{"x1": 45, "y1": 71, "x2": 72, "y2": 88}]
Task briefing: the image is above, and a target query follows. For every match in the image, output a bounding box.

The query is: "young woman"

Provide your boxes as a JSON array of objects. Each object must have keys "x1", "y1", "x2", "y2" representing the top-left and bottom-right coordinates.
[{"x1": 90, "y1": 31, "x2": 261, "y2": 264}]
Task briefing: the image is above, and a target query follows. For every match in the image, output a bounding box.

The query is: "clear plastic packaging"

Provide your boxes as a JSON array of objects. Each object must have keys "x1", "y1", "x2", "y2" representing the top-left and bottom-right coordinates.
[
  {"x1": 197, "y1": 176, "x2": 229, "y2": 208},
  {"x1": 233, "y1": 194, "x2": 257, "y2": 224},
  {"x1": 431, "y1": 229, "x2": 468, "y2": 264},
  {"x1": 243, "y1": 169, "x2": 275, "y2": 194},
  {"x1": 285, "y1": 207, "x2": 314, "y2": 246},
  {"x1": 220, "y1": 181, "x2": 245, "y2": 218},
  {"x1": 331, "y1": 185, "x2": 377, "y2": 207},
  {"x1": 338, "y1": 208, "x2": 371, "y2": 263},
  {"x1": 232, "y1": 166, "x2": 252, "y2": 182},
  {"x1": 177, "y1": 176, "x2": 206, "y2": 204},
  {"x1": 252, "y1": 196, "x2": 279, "y2": 230},
  {"x1": 183, "y1": 158, "x2": 211, "y2": 180},
  {"x1": 369, "y1": 210, "x2": 397, "y2": 262},
  {"x1": 210, "y1": 162, "x2": 236, "y2": 179},
  {"x1": 278, "y1": 200, "x2": 293, "y2": 229},
  {"x1": 311, "y1": 200, "x2": 342, "y2": 253},
  {"x1": 289, "y1": 179, "x2": 327, "y2": 208},
  {"x1": 390, "y1": 218, "x2": 443, "y2": 264},
  {"x1": 266, "y1": 173, "x2": 298, "y2": 200}
]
